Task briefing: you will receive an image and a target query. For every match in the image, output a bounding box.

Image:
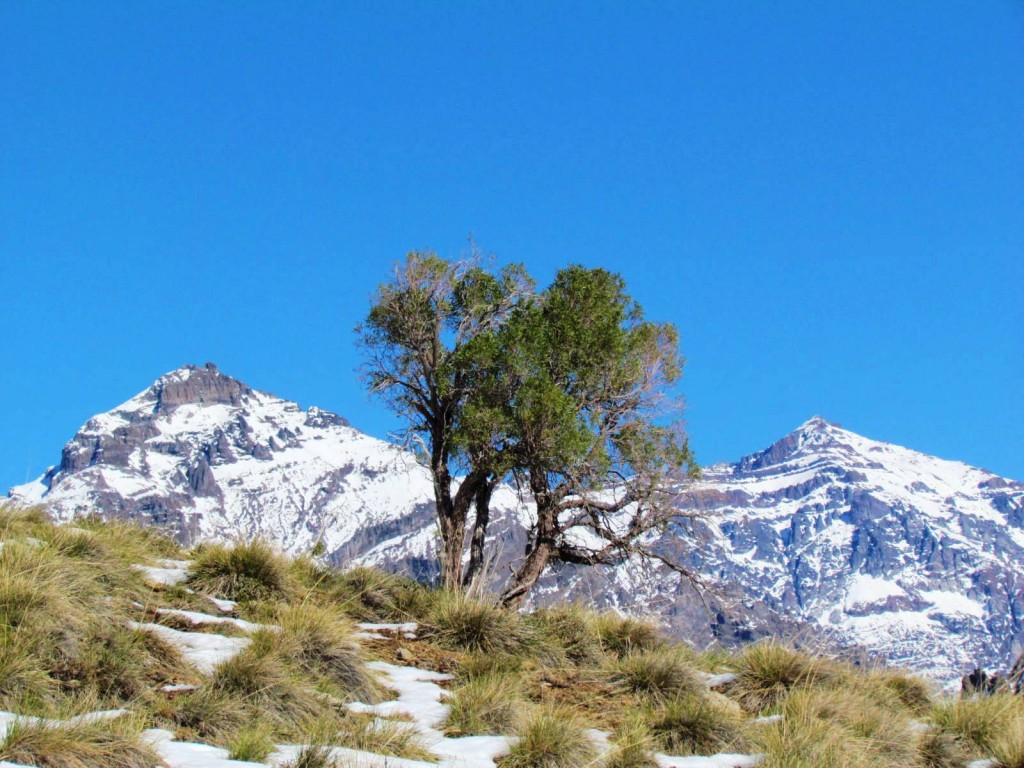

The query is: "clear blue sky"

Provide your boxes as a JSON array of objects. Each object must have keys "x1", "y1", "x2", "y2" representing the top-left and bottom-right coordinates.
[{"x1": 2, "y1": 2, "x2": 1022, "y2": 491}]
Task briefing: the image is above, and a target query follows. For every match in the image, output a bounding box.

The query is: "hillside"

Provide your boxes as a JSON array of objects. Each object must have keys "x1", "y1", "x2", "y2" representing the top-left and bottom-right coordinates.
[
  {"x1": 0, "y1": 508, "x2": 1020, "y2": 768},
  {"x1": 9, "y1": 364, "x2": 1024, "y2": 682}
]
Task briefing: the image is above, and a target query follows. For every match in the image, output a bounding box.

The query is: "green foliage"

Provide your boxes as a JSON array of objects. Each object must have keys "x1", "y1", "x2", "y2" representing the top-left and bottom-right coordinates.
[{"x1": 227, "y1": 724, "x2": 276, "y2": 762}]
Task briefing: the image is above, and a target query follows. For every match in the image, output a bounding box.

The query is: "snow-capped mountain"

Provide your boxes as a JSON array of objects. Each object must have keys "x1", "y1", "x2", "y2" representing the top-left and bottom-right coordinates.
[{"x1": 9, "y1": 364, "x2": 1023, "y2": 682}]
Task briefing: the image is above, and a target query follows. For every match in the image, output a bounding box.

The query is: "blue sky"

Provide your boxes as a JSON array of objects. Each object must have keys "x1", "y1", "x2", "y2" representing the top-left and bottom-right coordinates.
[{"x1": 1, "y1": 2, "x2": 1022, "y2": 490}]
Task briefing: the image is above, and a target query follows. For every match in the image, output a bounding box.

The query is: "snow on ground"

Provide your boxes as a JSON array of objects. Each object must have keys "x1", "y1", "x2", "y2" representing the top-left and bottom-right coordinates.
[
  {"x1": 134, "y1": 563, "x2": 190, "y2": 587},
  {"x1": 155, "y1": 608, "x2": 267, "y2": 633},
  {"x1": 130, "y1": 622, "x2": 250, "y2": 674}
]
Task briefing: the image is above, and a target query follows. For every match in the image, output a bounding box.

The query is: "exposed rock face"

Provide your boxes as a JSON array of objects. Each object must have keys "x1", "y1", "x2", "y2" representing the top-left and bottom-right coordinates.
[{"x1": 10, "y1": 369, "x2": 1024, "y2": 684}]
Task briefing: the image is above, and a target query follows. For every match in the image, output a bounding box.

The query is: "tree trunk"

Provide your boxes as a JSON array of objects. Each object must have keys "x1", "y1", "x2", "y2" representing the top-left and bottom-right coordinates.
[
  {"x1": 463, "y1": 480, "x2": 495, "y2": 588},
  {"x1": 500, "y1": 474, "x2": 557, "y2": 607}
]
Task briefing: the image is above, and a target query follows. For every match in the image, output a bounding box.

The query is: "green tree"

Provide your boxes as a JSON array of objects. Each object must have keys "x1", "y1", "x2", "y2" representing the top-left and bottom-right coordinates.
[
  {"x1": 356, "y1": 250, "x2": 531, "y2": 590},
  {"x1": 358, "y1": 252, "x2": 697, "y2": 603}
]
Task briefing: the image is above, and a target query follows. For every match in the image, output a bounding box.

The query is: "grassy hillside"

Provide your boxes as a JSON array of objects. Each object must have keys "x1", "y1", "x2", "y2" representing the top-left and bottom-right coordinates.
[{"x1": 0, "y1": 506, "x2": 1020, "y2": 768}]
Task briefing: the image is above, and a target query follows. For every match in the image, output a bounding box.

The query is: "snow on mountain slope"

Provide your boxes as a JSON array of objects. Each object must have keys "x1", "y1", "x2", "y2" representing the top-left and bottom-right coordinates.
[{"x1": 9, "y1": 365, "x2": 1024, "y2": 682}]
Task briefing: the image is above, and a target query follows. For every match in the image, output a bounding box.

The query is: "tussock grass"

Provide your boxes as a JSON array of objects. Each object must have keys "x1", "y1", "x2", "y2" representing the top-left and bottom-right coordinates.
[
  {"x1": 273, "y1": 601, "x2": 385, "y2": 702},
  {"x1": 424, "y1": 592, "x2": 535, "y2": 655},
  {"x1": 502, "y1": 703, "x2": 598, "y2": 768},
  {"x1": 867, "y1": 668, "x2": 935, "y2": 714},
  {"x1": 528, "y1": 604, "x2": 606, "y2": 666},
  {"x1": 157, "y1": 687, "x2": 249, "y2": 741},
  {"x1": 992, "y1": 720, "x2": 1024, "y2": 768},
  {"x1": 725, "y1": 641, "x2": 834, "y2": 713},
  {"x1": 336, "y1": 713, "x2": 433, "y2": 760},
  {"x1": 594, "y1": 613, "x2": 664, "y2": 659},
  {"x1": 754, "y1": 709, "x2": 860, "y2": 768},
  {"x1": 227, "y1": 723, "x2": 276, "y2": 762},
  {"x1": 208, "y1": 629, "x2": 331, "y2": 732},
  {"x1": 648, "y1": 693, "x2": 745, "y2": 755},
  {"x1": 611, "y1": 648, "x2": 702, "y2": 703},
  {"x1": 442, "y1": 671, "x2": 525, "y2": 736},
  {"x1": 188, "y1": 540, "x2": 295, "y2": 601},
  {"x1": 330, "y1": 566, "x2": 431, "y2": 622},
  {"x1": 604, "y1": 714, "x2": 659, "y2": 768},
  {"x1": 0, "y1": 713, "x2": 159, "y2": 768},
  {"x1": 928, "y1": 693, "x2": 1024, "y2": 757}
]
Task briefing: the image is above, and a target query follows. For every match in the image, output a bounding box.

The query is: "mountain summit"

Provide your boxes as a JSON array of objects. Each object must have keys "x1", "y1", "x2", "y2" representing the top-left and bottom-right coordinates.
[{"x1": 9, "y1": 365, "x2": 1024, "y2": 682}]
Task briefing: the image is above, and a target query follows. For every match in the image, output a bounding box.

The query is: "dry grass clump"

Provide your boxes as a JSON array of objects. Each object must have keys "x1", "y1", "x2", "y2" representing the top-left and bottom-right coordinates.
[
  {"x1": 502, "y1": 703, "x2": 598, "y2": 768},
  {"x1": 752, "y1": 686, "x2": 920, "y2": 768},
  {"x1": 424, "y1": 592, "x2": 535, "y2": 655},
  {"x1": 188, "y1": 539, "x2": 295, "y2": 601},
  {"x1": 335, "y1": 713, "x2": 433, "y2": 760},
  {"x1": 611, "y1": 648, "x2": 702, "y2": 703},
  {"x1": 0, "y1": 713, "x2": 160, "y2": 768},
  {"x1": 329, "y1": 566, "x2": 431, "y2": 622},
  {"x1": 603, "y1": 714, "x2": 659, "y2": 768},
  {"x1": 594, "y1": 613, "x2": 664, "y2": 659},
  {"x1": 725, "y1": 641, "x2": 834, "y2": 713},
  {"x1": 928, "y1": 693, "x2": 1024, "y2": 758},
  {"x1": 157, "y1": 687, "x2": 249, "y2": 742},
  {"x1": 866, "y1": 668, "x2": 935, "y2": 714},
  {"x1": 273, "y1": 602, "x2": 385, "y2": 702},
  {"x1": 208, "y1": 630, "x2": 331, "y2": 732},
  {"x1": 528, "y1": 604, "x2": 606, "y2": 666},
  {"x1": 442, "y1": 671, "x2": 525, "y2": 736},
  {"x1": 991, "y1": 720, "x2": 1024, "y2": 768},
  {"x1": 647, "y1": 693, "x2": 745, "y2": 755}
]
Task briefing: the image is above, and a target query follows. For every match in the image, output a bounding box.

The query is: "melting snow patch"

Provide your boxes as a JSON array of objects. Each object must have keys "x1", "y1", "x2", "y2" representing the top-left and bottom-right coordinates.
[
  {"x1": 131, "y1": 622, "x2": 250, "y2": 674},
  {"x1": 134, "y1": 564, "x2": 189, "y2": 587},
  {"x1": 206, "y1": 596, "x2": 237, "y2": 613},
  {"x1": 155, "y1": 608, "x2": 267, "y2": 633},
  {"x1": 703, "y1": 672, "x2": 738, "y2": 688},
  {"x1": 145, "y1": 729, "x2": 267, "y2": 768}
]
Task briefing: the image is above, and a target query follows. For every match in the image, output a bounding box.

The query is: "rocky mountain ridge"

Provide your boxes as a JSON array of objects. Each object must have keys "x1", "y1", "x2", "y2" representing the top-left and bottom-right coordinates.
[{"x1": 9, "y1": 363, "x2": 1024, "y2": 682}]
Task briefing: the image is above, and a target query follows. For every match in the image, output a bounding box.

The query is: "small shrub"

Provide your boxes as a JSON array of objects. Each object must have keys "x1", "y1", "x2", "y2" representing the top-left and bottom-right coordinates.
[
  {"x1": 442, "y1": 672, "x2": 524, "y2": 736},
  {"x1": 868, "y1": 669, "x2": 934, "y2": 714},
  {"x1": 594, "y1": 613, "x2": 664, "y2": 659},
  {"x1": 612, "y1": 648, "x2": 701, "y2": 703},
  {"x1": 159, "y1": 687, "x2": 248, "y2": 741},
  {"x1": 502, "y1": 704, "x2": 598, "y2": 768},
  {"x1": 188, "y1": 540, "x2": 294, "y2": 601},
  {"x1": 648, "y1": 693, "x2": 744, "y2": 755}
]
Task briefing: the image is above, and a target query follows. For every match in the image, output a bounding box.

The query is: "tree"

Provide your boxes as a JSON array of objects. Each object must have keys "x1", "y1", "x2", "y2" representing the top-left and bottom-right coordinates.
[
  {"x1": 356, "y1": 251, "x2": 531, "y2": 590},
  {"x1": 358, "y1": 252, "x2": 698, "y2": 604}
]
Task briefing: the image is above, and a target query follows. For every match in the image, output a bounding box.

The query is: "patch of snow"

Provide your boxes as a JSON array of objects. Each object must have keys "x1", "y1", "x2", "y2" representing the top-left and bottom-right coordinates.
[
  {"x1": 207, "y1": 596, "x2": 237, "y2": 613},
  {"x1": 155, "y1": 608, "x2": 266, "y2": 633},
  {"x1": 0, "y1": 708, "x2": 127, "y2": 740},
  {"x1": 131, "y1": 622, "x2": 250, "y2": 674},
  {"x1": 134, "y1": 564, "x2": 189, "y2": 587},
  {"x1": 656, "y1": 754, "x2": 762, "y2": 768}
]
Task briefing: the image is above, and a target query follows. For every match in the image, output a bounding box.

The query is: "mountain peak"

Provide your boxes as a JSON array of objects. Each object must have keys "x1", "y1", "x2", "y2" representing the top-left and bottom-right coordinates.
[{"x1": 145, "y1": 363, "x2": 254, "y2": 411}]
